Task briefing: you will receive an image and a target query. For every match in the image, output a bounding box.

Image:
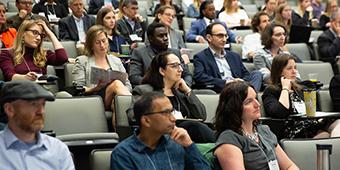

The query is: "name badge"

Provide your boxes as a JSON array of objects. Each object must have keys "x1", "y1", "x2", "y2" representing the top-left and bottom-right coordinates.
[
  {"x1": 172, "y1": 110, "x2": 184, "y2": 119},
  {"x1": 48, "y1": 14, "x2": 59, "y2": 22},
  {"x1": 293, "y1": 101, "x2": 306, "y2": 114},
  {"x1": 129, "y1": 34, "x2": 142, "y2": 42},
  {"x1": 268, "y1": 160, "x2": 279, "y2": 170}
]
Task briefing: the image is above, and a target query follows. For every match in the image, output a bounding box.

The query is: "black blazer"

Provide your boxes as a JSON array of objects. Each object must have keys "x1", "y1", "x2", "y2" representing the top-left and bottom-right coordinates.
[
  {"x1": 116, "y1": 17, "x2": 147, "y2": 44},
  {"x1": 58, "y1": 14, "x2": 95, "y2": 41}
]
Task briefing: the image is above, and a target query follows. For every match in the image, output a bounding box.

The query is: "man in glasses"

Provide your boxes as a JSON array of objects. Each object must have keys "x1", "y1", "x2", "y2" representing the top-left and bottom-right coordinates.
[
  {"x1": 193, "y1": 22, "x2": 262, "y2": 93},
  {"x1": 111, "y1": 92, "x2": 210, "y2": 169},
  {"x1": 7, "y1": 0, "x2": 50, "y2": 29},
  {"x1": 129, "y1": 22, "x2": 192, "y2": 87}
]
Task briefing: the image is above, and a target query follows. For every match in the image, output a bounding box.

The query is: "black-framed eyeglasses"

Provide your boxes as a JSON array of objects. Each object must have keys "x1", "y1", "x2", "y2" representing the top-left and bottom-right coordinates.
[
  {"x1": 144, "y1": 108, "x2": 174, "y2": 116},
  {"x1": 18, "y1": 1, "x2": 33, "y2": 6},
  {"x1": 211, "y1": 33, "x2": 229, "y2": 39},
  {"x1": 26, "y1": 29, "x2": 46, "y2": 38},
  {"x1": 166, "y1": 63, "x2": 184, "y2": 70}
]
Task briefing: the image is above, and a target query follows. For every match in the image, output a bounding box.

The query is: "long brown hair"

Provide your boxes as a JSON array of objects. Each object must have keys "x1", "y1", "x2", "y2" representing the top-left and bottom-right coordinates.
[{"x1": 274, "y1": 3, "x2": 292, "y2": 33}]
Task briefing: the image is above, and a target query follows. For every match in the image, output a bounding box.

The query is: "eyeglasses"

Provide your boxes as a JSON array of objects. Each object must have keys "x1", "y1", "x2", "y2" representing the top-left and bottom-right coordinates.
[
  {"x1": 273, "y1": 32, "x2": 286, "y2": 37},
  {"x1": 211, "y1": 33, "x2": 229, "y2": 39},
  {"x1": 166, "y1": 63, "x2": 184, "y2": 69},
  {"x1": 144, "y1": 108, "x2": 174, "y2": 116},
  {"x1": 163, "y1": 13, "x2": 176, "y2": 19},
  {"x1": 26, "y1": 29, "x2": 45, "y2": 38},
  {"x1": 18, "y1": 1, "x2": 33, "y2": 6}
]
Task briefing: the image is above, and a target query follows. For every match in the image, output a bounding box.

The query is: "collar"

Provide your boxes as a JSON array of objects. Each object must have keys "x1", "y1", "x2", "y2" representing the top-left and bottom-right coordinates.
[
  {"x1": 73, "y1": 14, "x2": 84, "y2": 21},
  {"x1": 3, "y1": 126, "x2": 47, "y2": 150},
  {"x1": 330, "y1": 28, "x2": 338, "y2": 37},
  {"x1": 133, "y1": 133, "x2": 169, "y2": 152},
  {"x1": 44, "y1": 2, "x2": 57, "y2": 6},
  {"x1": 124, "y1": 15, "x2": 135, "y2": 22},
  {"x1": 203, "y1": 17, "x2": 213, "y2": 25},
  {"x1": 209, "y1": 47, "x2": 225, "y2": 58}
]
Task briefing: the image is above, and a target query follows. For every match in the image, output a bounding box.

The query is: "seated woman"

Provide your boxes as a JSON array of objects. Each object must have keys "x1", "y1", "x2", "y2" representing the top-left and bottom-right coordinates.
[
  {"x1": 274, "y1": 3, "x2": 293, "y2": 33},
  {"x1": 96, "y1": 7, "x2": 127, "y2": 54},
  {"x1": 262, "y1": 54, "x2": 340, "y2": 138},
  {"x1": 153, "y1": 0, "x2": 184, "y2": 30},
  {"x1": 0, "y1": 20, "x2": 67, "y2": 81},
  {"x1": 72, "y1": 25, "x2": 132, "y2": 128},
  {"x1": 131, "y1": 51, "x2": 215, "y2": 143},
  {"x1": 319, "y1": 0, "x2": 338, "y2": 30},
  {"x1": 292, "y1": 0, "x2": 313, "y2": 26},
  {"x1": 32, "y1": 0, "x2": 68, "y2": 22},
  {"x1": 0, "y1": 2, "x2": 16, "y2": 48},
  {"x1": 218, "y1": 0, "x2": 250, "y2": 28},
  {"x1": 186, "y1": 0, "x2": 204, "y2": 18},
  {"x1": 214, "y1": 81, "x2": 299, "y2": 170}
]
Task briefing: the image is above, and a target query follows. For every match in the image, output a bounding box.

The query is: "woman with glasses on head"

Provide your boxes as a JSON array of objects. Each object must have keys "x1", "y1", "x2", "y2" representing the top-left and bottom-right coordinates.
[
  {"x1": 72, "y1": 25, "x2": 132, "y2": 129},
  {"x1": 0, "y1": 19, "x2": 67, "y2": 81},
  {"x1": 214, "y1": 81, "x2": 299, "y2": 170},
  {"x1": 0, "y1": 2, "x2": 17, "y2": 48},
  {"x1": 130, "y1": 51, "x2": 215, "y2": 143},
  {"x1": 96, "y1": 7, "x2": 126, "y2": 54}
]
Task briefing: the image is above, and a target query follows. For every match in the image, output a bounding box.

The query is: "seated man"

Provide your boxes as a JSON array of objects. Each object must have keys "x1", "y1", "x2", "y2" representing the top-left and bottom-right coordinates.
[
  {"x1": 317, "y1": 11, "x2": 340, "y2": 74},
  {"x1": 193, "y1": 22, "x2": 262, "y2": 93},
  {"x1": 116, "y1": 0, "x2": 147, "y2": 49},
  {"x1": 111, "y1": 92, "x2": 210, "y2": 169},
  {"x1": 7, "y1": 0, "x2": 50, "y2": 29},
  {"x1": 186, "y1": 0, "x2": 240, "y2": 44},
  {"x1": 88, "y1": 0, "x2": 119, "y2": 15},
  {"x1": 129, "y1": 22, "x2": 192, "y2": 87},
  {"x1": 0, "y1": 80, "x2": 75, "y2": 169},
  {"x1": 58, "y1": 0, "x2": 95, "y2": 42}
]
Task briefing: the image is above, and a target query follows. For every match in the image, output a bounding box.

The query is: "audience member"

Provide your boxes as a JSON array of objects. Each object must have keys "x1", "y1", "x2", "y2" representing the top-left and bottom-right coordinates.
[
  {"x1": 58, "y1": 0, "x2": 95, "y2": 42},
  {"x1": 96, "y1": 7, "x2": 127, "y2": 54},
  {"x1": 193, "y1": 22, "x2": 262, "y2": 93},
  {"x1": 218, "y1": 0, "x2": 250, "y2": 28},
  {"x1": 88, "y1": 0, "x2": 119, "y2": 15},
  {"x1": 253, "y1": 23, "x2": 296, "y2": 82},
  {"x1": 311, "y1": 0, "x2": 324, "y2": 19},
  {"x1": 242, "y1": 11, "x2": 270, "y2": 61},
  {"x1": 0, "y1": 80, "x2": 75, "y2": 169},
  {"x1": 153, "y1": 0, "x2": 184, "y2": 30},
  {"x1": 129, "y1": 22, "x2": 192, "y2": 87},
  {"x1": 262, "y1": 0, "x2": 277, "y2": 21},
  {"x1": 214, "y1": 81, "x2": 298, "y2": 170},
  {"x1": 116, "y1": 0, "x2": 147, "y2": 49},
  {"x1": 111, "y1": 92, "x2": 210, "y2": 169},
  {"x1": 0, "y1": 20, "x2": 67, "y2": 81},
  {"x1": 277, "y1": 0, "x2": 287, "y2": 5},
  {"x1": 32, "y1": 0, "x2": 68, "y2": 22},
  {"x1": 262, "y1": 54, "x2": 340, "y2": 138},
  {"x1": 72, "y1": 25, "x2": 132, "y2": 128},
  {"x1": 292, "y1": 0, "x2": 313, "y2": 26},
  {"x1": 7, "y1": 0, "x2": 50, "y2": 29},
  {"x1": 130, "y1": 51, "x2": 215, "y2": 143},
  {"x1": 273, "y1": 3, "x2": 293, "y2": 33},
  {"x1": 186, "y1": 0, "x2": 239, "y2": 43},
  {"x1": 0, "y1": 2, "x2": 17, "y2": 48},
  {"x1": 151, "y1": 5, "x2": 185, "y2": 49},
  {"x1": 186, "y1": 0, "x2": 203, "y2": 18},
  {"x1": 319, "y1": 0, "x2": 338, "y2": 30},
  {"x1": 317, "y1": 11, "x2": 340, "y2": 74}
]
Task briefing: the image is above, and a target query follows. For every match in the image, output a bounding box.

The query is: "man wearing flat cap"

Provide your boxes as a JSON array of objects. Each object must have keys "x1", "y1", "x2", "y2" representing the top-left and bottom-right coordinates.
[{"x1": 0, "y1": 80, "x2": 75, "y2": 170}]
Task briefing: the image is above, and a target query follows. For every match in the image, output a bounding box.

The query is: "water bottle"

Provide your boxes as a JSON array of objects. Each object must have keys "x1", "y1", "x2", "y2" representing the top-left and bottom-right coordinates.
[{"x1": 316, "y1": 144, "x2": 332, "y2": 170}]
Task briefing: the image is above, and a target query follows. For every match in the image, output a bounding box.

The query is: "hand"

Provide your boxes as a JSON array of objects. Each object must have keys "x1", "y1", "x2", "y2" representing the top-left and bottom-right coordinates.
[
  {"x1": 36, "y1": 19, "x2": 53, "y2": 38},
  {"x1": 92, "y1": 80, "x2": 106, "y2": 92},
  {"x1": 18, "y1": 9, "x2": 28, "y2": 18},
  {"x1": 247, "y1": 51, "x2": 255, "y2": 59},
  {"x1": 236, "y1": 36, "x2": 243, "y2": 44},
  {"x1": 170, "y1": 126, "x2": 193, "y2": 147},
  {"x1": 25, "y1": 72, "x2": 38, "y2": 81},
  {"x1": 306, "y1": 6, "x2": 313, "y2": 12},
  {"x1": 135, "y1": 14, "x2": 144, "y2": 22},
  {"x1": 174, "y1": 79, "x2": 191, "y2": 94},
  {"x1": 130, "y1": 42, "x2": 138, "y2": 50},
  {"x1": 281, "y1": 76, "x2": 291, "y2": 90},
  {"x1": 197, "y1": 36, "x2": 206, "y2": 43}
]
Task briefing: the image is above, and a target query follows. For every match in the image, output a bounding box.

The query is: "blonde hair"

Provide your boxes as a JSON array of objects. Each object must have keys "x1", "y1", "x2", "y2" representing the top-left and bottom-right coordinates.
[
  {"x1": 223, "y1": 0, "x2": 239, "y2": 14},
  {"x1": 193, "y1": 0, "x2": 201, "y2": 11},
  {"x1": 274, "y1": 3, "x2": 292, "y2": 33},
  {"x1": 13, "y1": 20, "x2": 46, "y2": 67},
  {"x1": 84, "y1": 25, "x2": 108, "y2": 56}
]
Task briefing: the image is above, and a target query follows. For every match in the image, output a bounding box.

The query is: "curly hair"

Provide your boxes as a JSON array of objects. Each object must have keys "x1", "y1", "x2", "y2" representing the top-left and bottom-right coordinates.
[{"x1": 13, "y1": 20, "x2": 47, "y2": 68}]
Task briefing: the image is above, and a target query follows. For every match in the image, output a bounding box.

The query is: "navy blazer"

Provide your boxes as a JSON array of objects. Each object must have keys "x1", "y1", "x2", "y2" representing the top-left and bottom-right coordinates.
[
  {"x1": 186, "y1": 18, "x2": 236, "y2": 43},
  {"x1": 58, "y1": 14, "x2": 95, "y2": 41},
  {"x1": 116, "y1": 17, "x2": 147, "y2": 44},
  {"x1": 193, "y1": 48, "x2": 250, "y2": 92}
]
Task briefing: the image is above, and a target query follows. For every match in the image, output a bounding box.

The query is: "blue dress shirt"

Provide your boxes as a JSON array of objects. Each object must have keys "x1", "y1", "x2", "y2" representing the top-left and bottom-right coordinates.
[
  {"x1": 110, "y1": 134, "x2": 211, "y2": 170},
  {"x1": 0, "y1": 126, "x2": 75, "y2": 170}
]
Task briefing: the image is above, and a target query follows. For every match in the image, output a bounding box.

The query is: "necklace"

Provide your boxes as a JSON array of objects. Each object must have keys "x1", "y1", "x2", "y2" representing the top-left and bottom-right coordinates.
[{"x1": 242, "y1": 128, "x2": 259, "y2": 142}]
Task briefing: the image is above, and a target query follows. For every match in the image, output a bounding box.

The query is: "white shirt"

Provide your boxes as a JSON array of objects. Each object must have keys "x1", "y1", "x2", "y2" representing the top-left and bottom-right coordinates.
[
  {"x1": 209, "y1": 47, "x2": 234, "y2": 81},
  {"x1": 242, "y1": 33, "x2": 263, "y2": 59},
  {"x1": 218, "y1": 9, "x2": 249, "y2": 28},
  {"x1": 73, "y1": 15, "x2": 86, "y2": 43}
]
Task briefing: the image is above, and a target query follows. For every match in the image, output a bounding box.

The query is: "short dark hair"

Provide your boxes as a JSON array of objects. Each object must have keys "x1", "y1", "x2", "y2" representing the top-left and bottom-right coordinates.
[
  {"x1": 142, "y1": 51, "x2": 174, "y2": 90},
  {"x1": 205, "y1": 22, "x2": 225, "y2": 36},
  {"x1": 261, "y1": 23, "x2": 287, "y2": 49},
  {"x1": 133, "y1": 92, "x2": 166, "y2": 126},
  {"x1": 199, "y1": 0, "x2": 214, "y2": 19},
  {"x1": 119, "y1": 0, "x2": 138, "y2": 12},
  {"x1": 251, "y1": 11, "x2": 269, "y2": 33},
  {"x1": 147, "y1": 22, "x2": 166, "y2": 40},
  {"x1": 214, "y1": 81, "x2": 254, "y2": 137}
]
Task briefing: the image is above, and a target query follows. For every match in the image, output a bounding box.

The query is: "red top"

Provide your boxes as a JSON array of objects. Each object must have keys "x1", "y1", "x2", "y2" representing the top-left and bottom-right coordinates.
[{"x1": 0, "y1": 47, "x2": 68, "y2": 81}]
